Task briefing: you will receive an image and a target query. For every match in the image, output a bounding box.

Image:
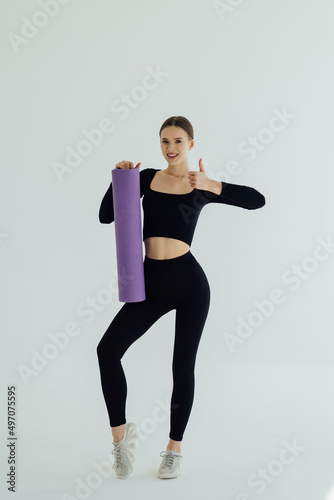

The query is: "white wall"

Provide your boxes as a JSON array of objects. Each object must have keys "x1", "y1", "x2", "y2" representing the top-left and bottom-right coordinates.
[{"x1": 1, "y1": 1, "x2": 334, "y2": 499}]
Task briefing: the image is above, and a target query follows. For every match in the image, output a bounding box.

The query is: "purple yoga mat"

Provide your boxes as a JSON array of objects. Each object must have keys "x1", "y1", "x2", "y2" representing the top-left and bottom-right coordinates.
[{"x1": 111, "y1": 167, "x2": 146, "y2": 303}]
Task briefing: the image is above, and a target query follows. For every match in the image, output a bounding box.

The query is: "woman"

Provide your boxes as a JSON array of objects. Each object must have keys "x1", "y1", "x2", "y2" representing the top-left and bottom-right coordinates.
[{"x1": 97, "y1": 116, "x2": 266, "y2": 480}]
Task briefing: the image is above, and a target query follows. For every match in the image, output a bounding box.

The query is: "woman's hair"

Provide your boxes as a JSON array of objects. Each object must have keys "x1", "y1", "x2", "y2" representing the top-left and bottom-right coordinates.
[{"x1": 159, "y1": 116, "x2": 194, "y2": 141}]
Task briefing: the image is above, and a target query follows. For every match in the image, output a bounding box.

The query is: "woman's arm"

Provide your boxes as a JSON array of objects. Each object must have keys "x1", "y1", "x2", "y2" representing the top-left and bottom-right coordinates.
[
  {"x1": 98, "y1": 167, "x2": 153, "y2": 223},
  {"x1": 204, "y1": 180, "x2": 266, "y2": 210},
  {"x1": 99, "y1": 182, "x2": 114, "y2": 223}
]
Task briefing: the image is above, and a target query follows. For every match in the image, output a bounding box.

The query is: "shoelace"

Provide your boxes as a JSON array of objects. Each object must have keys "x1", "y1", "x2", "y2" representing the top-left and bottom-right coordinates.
[
  {"x1": 160, "y1": 451, "x2": 182, "y2": 469},
  {"x1": 112, "y1": 445, "x2": 126, "y2": 469}
]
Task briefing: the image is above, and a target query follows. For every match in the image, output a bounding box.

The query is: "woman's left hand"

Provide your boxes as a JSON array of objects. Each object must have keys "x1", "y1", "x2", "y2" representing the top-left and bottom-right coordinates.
[{"x1": 188, "y1": 158, "x2": 211, "y2": 190}]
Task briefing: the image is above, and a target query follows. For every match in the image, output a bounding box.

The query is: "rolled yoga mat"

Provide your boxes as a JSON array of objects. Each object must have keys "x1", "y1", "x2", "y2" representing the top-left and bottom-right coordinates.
[{"x1": 111, "y1": 167, "x2": 146, "y2": 303}]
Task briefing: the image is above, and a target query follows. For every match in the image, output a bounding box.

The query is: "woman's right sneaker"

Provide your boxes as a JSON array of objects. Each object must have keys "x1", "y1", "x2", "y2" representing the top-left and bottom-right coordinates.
[{"x1": 111, "y1": 422, "x2": 139, "y2": 479}]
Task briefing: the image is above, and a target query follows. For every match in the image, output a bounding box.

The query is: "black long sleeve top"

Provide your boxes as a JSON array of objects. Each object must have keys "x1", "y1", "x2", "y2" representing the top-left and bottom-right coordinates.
[{"x1": 99, "y1": 168, "x2": 265, "y2": 246}]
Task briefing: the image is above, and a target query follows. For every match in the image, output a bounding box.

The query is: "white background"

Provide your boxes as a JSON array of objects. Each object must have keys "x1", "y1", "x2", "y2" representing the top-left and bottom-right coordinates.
[{"x1": 1, "y1": 0, "x2": 334, "y2": 499}]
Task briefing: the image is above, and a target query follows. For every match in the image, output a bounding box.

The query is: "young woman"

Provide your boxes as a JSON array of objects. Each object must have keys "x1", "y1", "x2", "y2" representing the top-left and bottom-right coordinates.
[{"x1": 97, "y1": 116, "x2": 266, "y2": 479}]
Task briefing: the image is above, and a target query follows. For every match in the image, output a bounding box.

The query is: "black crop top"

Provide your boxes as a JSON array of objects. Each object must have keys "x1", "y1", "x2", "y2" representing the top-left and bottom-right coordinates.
[{"x1": 99, "y1": 168, "x2": 265, "y2": 246}]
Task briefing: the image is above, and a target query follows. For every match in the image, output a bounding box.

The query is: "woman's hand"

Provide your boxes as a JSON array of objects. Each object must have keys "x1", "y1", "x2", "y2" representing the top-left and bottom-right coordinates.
[
  {"x1": 114, "y1": 161, "x2": 141, "y2": 170},
  {"x1": 188, "y1": 158, "x2": 211, "y2": 190}
]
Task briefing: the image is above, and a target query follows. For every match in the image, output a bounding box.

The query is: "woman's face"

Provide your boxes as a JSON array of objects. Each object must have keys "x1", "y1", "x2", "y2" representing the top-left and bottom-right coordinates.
[{"x1": 160, "y1": 126, "x2": 194, "y2": 165}]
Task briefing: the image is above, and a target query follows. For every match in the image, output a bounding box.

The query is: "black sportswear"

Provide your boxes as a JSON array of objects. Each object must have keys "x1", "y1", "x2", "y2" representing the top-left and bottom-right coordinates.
[{"x1": 99, "y1": 168, "x2": 265, "y2": 246}]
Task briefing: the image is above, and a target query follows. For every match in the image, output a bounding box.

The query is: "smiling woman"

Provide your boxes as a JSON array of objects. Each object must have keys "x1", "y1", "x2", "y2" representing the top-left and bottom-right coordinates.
[{"x1": 96, "y1": 115, "x2": 266, "y2": 479}]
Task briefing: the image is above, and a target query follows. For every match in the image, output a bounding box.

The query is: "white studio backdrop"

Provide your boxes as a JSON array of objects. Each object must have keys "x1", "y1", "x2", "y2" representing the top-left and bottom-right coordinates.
[{"x1": 1, "y1": 0, "x2": 334, "y2": 499}]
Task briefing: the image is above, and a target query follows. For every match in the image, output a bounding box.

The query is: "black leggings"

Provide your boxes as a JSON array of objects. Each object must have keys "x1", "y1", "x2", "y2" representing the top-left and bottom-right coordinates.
[{"x1": 96, "y1": 249, "x2": 211, "y2": 442}]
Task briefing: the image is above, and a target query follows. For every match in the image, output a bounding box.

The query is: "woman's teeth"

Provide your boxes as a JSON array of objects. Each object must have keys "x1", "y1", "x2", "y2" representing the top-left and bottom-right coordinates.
[{"x1": 168, "y1": 154, "x2": 178, "y2": 158}]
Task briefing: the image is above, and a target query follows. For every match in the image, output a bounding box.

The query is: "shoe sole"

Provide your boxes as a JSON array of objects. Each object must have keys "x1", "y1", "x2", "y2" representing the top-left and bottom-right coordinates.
[{"x1": 157, "y1": 468, "x2": 182, "y2": 479}]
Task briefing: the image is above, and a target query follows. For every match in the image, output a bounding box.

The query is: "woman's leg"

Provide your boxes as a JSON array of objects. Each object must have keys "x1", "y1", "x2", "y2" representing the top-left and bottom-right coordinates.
[
  {"x1": 96, "y1": 298, "x2": 172, "y2": 434},
  {"x1": 168, "y1": 263, "x2": 211, "y2": 445}
]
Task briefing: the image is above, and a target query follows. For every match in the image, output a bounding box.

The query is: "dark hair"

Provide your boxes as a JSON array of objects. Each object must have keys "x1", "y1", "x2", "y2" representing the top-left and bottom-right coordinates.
[{"x1": 159, "y1": 116, "x2": 194, "y2": 141}]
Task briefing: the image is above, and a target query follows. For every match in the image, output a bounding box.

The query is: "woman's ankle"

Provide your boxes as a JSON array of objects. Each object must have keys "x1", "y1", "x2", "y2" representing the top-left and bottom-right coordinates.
[
  {"x1": 111, "y1": 423, "x2": 126, "y2": 442},
  {"x1": 166, "y1": 438, "x2": 181, "y2": 453}
]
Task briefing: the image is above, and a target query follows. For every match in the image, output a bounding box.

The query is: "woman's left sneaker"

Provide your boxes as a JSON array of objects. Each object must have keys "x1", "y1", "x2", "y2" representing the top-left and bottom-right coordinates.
[
  {"x1": 111, "y1": 422, "x2": 139, "y2": 479},
  {"x1": 157, "y1": 450, "x2": 183, "y2": 479}
]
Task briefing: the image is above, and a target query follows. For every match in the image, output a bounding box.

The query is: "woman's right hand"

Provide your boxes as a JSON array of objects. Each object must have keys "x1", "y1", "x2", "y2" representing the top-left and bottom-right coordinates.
[{"x1": 114, "y1": 161, "x2": 141, "y2": 170}]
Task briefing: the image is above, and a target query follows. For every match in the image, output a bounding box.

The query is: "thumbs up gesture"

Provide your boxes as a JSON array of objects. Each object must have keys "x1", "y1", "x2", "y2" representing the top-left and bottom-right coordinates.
[{"x1": 188, "y1": 158, "x2": 210, "y2": 190}]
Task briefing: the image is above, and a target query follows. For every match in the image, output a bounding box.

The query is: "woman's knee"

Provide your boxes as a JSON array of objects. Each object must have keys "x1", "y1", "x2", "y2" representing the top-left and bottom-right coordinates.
[
  {"x1": 172, "y1": 357, "x2": 196, "y2": 379},
  {"x1": 96, "y1": 332, "x2": 118, "y2": 359}
]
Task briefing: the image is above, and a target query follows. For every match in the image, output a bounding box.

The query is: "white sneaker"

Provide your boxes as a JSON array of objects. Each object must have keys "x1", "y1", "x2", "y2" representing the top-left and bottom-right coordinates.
[
  {"x1": 157, "y1": 450, "x2": 183, "y2": 479},
  {"x1": 111, "y1": 422, "x2": 139, "y2": 479}
]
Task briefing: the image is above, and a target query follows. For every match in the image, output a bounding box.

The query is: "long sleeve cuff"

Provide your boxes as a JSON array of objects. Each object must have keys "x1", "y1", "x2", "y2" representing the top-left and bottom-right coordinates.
[{"x1": 99, "y1": 182, "x2": 115, "y2": 223}]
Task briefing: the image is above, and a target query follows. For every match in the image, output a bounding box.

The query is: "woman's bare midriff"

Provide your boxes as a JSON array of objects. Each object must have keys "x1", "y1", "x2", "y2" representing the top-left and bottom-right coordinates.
[{"x1": 144, "y1": 237, "x2": 190, "y2": 260}]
